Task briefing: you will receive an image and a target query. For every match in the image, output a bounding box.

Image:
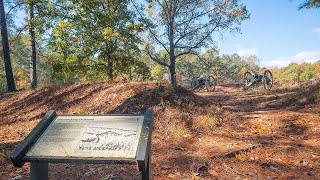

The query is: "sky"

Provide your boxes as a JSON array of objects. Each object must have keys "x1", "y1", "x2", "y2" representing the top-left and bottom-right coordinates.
[{"x1": 217, "y1": 0, "x2": 320, "y2": 67}]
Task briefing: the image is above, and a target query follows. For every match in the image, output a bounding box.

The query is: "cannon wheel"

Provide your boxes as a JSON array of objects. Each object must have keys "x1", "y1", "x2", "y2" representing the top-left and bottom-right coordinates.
[
  {"x1": 206, "y1": 76, "x2": 216, "y2": 92},
  {"x1": 191, "y1": 76, "x2": 201, "y2": 92},
  {"x1": 243, "y1": 71, "x2": 253, "y2": 90},
  {"x1": 263, "y1": 70, "x2": 273, "y2": 90}
]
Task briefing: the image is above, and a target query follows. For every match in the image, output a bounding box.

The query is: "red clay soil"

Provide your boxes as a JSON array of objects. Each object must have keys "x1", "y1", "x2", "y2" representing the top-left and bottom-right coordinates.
[{"x1": 0, "y1": 81, "x2": 319, "y2": 179}]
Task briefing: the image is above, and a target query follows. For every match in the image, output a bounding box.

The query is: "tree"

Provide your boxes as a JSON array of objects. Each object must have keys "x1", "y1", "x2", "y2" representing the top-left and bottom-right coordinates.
[
  {"x1": 151, "y1": 63, "x2": 168, "y2": 82},
  {"x1": 314, "y1": 60, "x2": 320, "y2": 78},
  {"x1": 280, "y1": 62, "x2": 302, "y2": 82},
  {"x1": 245, "y1": 55, "x2": 260, "y2": 71},
  {"x1": 47, "y1": 0, "x2": 142, "y2": 81},
  {"x1": 136, "y1": 0, "x2": 249, "y2": 87},
  {"x1": 28, "y1": 0, "x2": 37, "y2": 88},
  {"x1": 299, "y1": 0, "x2": 320, "y2": 9},
  {"x1": 5, "y1": 0, "x2": 45, "y2": 89},
  {"x1": 0, "y1": 0, "x2": 16, "y2": 92},
  {"x1": 299, "y1": 62, "x2": 315, "y2": 80},
  {"x1": 219, "y1": 53, "x2": 249, "y2": 82},
  {"x1": 176, "y1": 49, "x2": 250, "y2": 85}
]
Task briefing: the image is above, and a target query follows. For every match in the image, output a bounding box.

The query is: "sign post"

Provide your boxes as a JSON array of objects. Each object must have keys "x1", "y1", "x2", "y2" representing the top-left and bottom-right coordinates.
[{"x1": 11, "y1": 109, "x2": 154, "y2": 180}]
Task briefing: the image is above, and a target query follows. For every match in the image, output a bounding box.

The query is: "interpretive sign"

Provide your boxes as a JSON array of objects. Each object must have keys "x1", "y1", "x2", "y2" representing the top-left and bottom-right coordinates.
[
  {"x1": 11, "y1": 109, "x2": 154, "y2": 180},
  {"x1": 26, "y1": 115, "x2": 144, "y2": 159}
]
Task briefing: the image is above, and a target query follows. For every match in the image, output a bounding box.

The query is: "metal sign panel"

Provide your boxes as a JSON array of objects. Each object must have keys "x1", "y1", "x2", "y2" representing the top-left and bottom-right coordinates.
[{"x1": 25, "y1": 115, "x2": 144, "y2": 159}]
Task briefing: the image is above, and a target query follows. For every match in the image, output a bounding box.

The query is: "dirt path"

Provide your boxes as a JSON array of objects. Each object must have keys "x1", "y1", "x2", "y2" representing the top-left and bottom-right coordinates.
[{"x1": 179, "y1": 84, "x2": 320, "y2": 179}]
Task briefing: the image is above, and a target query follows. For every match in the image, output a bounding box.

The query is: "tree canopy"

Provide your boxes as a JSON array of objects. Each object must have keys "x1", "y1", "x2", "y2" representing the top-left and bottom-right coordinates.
[
  {"x1": 137, "y1": 0, "x2": 249, "y2": 86},
  {"x1": 46, "y1": 0, "x2": 144, "y2": 81},
  {"x1": 1, "y1": 0, "x2": 319, "y2": 94}
]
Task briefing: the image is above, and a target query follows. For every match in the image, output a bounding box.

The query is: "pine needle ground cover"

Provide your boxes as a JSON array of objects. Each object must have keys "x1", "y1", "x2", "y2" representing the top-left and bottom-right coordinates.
[{"x1": 0, "y1": 82, "x2": 319, "y2": 179}]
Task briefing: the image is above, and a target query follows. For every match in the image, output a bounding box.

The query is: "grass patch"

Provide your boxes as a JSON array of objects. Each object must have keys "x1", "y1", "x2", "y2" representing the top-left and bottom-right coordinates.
[{"x1": 193, "y1": 115, "x2": 220, "y2": 132}]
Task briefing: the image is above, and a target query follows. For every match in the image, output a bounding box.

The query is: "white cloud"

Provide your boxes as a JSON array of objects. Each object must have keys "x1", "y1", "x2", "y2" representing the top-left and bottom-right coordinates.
[
  {"x1": 295, "y1": 51, "x2": 320, "y2": 61},
  {"x1": 236, "y1": 45, "x2": 258, "y2": 57},
  {"x1": 314, "y1": 27, "x2": 320, "y2": 39},
  {"x1": 314, "y1": 27, "x2": 320, "y2": 34},
  {"x1": 262, "y1": 50, "x2": 320, "y2": 67}
]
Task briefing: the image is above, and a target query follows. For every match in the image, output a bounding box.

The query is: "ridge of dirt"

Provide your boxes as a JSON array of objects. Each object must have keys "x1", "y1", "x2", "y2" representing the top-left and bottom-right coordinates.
[
  {"x1": 0, "y1": 81, "x2": 319, "y2": 179},
  {"x1": 0, "y1": 82, "x2": 215, "y2": 179}
]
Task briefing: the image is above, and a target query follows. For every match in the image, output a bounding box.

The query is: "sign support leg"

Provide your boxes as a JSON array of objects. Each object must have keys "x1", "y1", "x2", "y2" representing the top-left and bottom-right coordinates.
[
  {"x1": 30, "y1": 162, "x2": 48, "y2": 180},
  {"x1": 141, "y1": 154, "x2": 151, "y2": 180}
]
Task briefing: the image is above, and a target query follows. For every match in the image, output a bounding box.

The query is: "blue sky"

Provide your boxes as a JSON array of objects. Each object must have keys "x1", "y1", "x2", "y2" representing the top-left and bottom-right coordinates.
[{"x1": 217, "y1": 0, "x2": 320, "y2": 67}]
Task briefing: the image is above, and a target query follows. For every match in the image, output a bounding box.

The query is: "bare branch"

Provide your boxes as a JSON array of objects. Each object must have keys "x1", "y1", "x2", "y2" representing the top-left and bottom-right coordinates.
[
  {"x1": 130, "y1": 0, "x2": 170, "y2": 54},
  {"x1": 176, "y1": 7, "x2": 218, "y2": 27},
  {"x1": 175, "y1": 19, "x2": 218, "y2": 46},
  {"x1": 9, "y1": 25, "x2": 28, "y2": 45},
  {"x1": 6, "y1": 1, "x2": 25, "y2": 18},
  {"x1": 145, "y1": 46, "x2": 169, "y2": 67},
  {"x1": 175, "y1": 17, "x2": 222, "y2": 58}
]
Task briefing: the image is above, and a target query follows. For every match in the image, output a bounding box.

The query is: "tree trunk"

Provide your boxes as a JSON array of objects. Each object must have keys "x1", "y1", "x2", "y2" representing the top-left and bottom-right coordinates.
[
  {"x1": 107, "y1": 57, "x2": 113, "y2": 81},
  {"x1": 0, "y1": 0, "x2": 16, "y2": 92},
  {"x1": 169, "y1": 15, "x2": 176, "y2": 87},
  {"x1": 28, "y1": 2, "x2": 37, "y2": 89},
  {"x1": 169, "y1": 53, "x2": 176, "y2": 87}
]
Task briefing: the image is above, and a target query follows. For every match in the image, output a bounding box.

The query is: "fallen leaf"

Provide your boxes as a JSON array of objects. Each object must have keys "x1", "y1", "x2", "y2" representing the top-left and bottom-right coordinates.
[
  {"x1": 208, "y1": 169, "x2": 218, "y2": 176},
  {"x1": 214, "y1": 166, "x2": 222, "y2": 173},
  {"x1": 167, "y1": 173, "x2": 176, "y2": 179},
  {"x1": 161, "y1": 165, "x2": 171, "y2": 170},
  {"x1": 191, "y1": 172, "x2": 200, "y2": 180}
]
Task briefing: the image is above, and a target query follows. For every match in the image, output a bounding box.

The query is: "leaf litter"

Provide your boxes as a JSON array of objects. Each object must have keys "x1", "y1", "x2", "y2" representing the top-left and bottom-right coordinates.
[{"x1": 0, "y1": 81, "x2": 319, "y2": 179}]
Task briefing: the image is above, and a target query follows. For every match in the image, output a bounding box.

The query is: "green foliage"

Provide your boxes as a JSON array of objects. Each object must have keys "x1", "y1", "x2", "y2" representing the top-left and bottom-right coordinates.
[
  {"x1": 216, "y1": 53, "x2": 251, "y2": 83},
  {"x1": 300, "y1": 63, "x2": 316, "y2": 80},
  {"x1": 0, "y1": 62, "x2": 6, "y2": 93},
  {"x1": 6, "y1": 0, "x2": 320, "y2": 91},
  {"x1": 46, "y1": 0, "x2": 145, "y2": 81},
  {"x1": 273, "y1": 61, "x2": 319, "y2": 82},
  {"x1": 279, "y1": 63, "x2": 302, "y2": 82},
  {"x1": 126, "y1": 60, "x2": 151, "y2": 81},
  {"x1": 3, "y1": 31, "x2": 52, "y2": 90},
  {"x1": 176, "y1": 49, "x2": 252, "y2": 85},
  {"x1": 314, "y1": 60, "x2": 320, "y2": 77},
  {"x1": 0, "y1": 0, "x2": 151, "y2": 90},
  {"x1": 299, "y1": 0, "x2": 320, "y2": 9},
  {"x1": 24, "y1": 0, "x2": 149, "y2": 84},
  {"x1": 150, "y1": 63, "x2": 168, "y2": 82},
  {"x1": 176, "y1": 54, "x2": 200, "y2": 83},
  {"x1": 51, "y1": 57, "x2": 86, "y2": 84}
]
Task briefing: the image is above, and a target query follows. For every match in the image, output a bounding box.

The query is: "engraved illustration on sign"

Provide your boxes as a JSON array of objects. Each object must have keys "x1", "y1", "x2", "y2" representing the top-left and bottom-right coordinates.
[{"x1": 78, "y1": 127, "x2": 137, "y2": 151}]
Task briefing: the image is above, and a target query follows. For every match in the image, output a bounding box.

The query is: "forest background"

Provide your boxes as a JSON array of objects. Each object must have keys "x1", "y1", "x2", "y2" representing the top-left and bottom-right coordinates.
[{"x1": 0, "y1": 0, "x2": 319, "y2": 93}]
